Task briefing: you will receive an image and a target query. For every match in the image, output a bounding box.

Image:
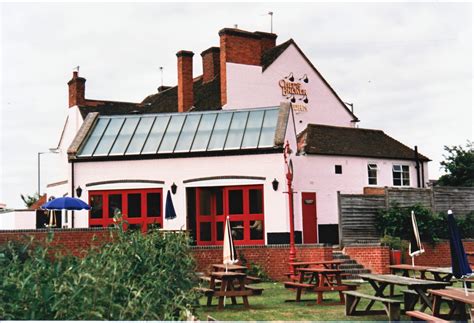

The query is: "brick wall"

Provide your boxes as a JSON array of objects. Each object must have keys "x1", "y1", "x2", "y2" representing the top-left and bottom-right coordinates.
[
  {"x1": 403, "y1": 240, "x2": 474, "y2": 267},
  {"x1": 0, "y1": 228, "x2": 113, "y2": 257},
  {"x1": 344, "y1": 244, "x2": 391, "y2": 274},
  {"x1": 177, "y1": 50, "x2": 194, "y2": 112},
  {"x1": 192, "y1": 244, "x2": 333, "y2": 281}
]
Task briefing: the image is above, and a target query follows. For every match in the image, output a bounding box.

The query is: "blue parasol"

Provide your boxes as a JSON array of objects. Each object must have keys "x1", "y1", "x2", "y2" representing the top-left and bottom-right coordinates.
[
  {"x1": 165, "y1": 190, "x2": 176, "y2": 220},
  {"x1": 447, "y1": 210, "x2": 472, "y2": 295},
  {"x1": 41, "y1": 196, "x2": 90, "y2": 210}
]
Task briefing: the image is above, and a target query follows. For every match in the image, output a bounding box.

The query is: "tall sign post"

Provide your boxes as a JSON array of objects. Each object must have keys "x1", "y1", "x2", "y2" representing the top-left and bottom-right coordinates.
[{"x1": 283, "y1": 140, "x2": 297, "y2": 276}]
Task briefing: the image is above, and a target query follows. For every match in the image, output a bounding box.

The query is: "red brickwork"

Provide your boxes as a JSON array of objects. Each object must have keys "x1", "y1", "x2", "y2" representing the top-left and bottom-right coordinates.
[
  {"x1": 0, "y1": 228, "x2": 113, "y2": 257},
  {"x1": 201, "y1": 47, "x2": 220, "y2": 83},
  {"x1": 344, "y1": 244, "x2": 391, "y2": 274},
  {"x1": 67, "y1": 71, "x2": 86, "y2": 107},
  {"x1": 177, "y1": 50, "x2": 194, "y2": 112},
  {"x1": 192, "y1": 244, "x2": 332, "y2": 281},
  {"x1": 403, "y1": 240, "x2": 474, "y2": 267}
]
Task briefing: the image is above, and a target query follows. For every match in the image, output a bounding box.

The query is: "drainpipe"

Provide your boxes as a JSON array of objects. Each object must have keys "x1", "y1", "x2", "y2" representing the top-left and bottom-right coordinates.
[{"x1": 414, "y1": 146, "x2": 421, "y2": 188}]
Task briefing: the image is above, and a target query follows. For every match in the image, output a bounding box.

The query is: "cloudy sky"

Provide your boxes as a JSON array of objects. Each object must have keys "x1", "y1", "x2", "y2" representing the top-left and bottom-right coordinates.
[{"x1": 1, "y1": 2, "x2": 472, "y2": 208}]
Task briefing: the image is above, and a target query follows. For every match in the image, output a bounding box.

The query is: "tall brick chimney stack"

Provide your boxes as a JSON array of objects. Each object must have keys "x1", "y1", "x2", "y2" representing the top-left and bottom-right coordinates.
[
  {"x1": 176, "y1": 50, "x2": 194, "y2": 112},
  {"x1": 218, "y1": 28, "x2": 277, "y2": 106},
  {"x1": 67, "y1": 71, "x2": 86, "y2": 108},
  {"x1": 201, "y1": 47, "x2": 220, "y2": 83}
]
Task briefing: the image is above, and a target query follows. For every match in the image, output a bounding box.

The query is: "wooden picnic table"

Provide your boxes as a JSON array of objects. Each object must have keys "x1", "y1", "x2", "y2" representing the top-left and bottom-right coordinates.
[
  {"x1": 284, "y1": 267, "x2": 355, "y2": 304},
  {"x1": 389, "y1": 264, "x2": 454, "y2": 282},
  {"x1": 429, "y1": 287, "x2": 474, "y2": 321},
  {"x1": 212, "y1": 264, "x2": 247, "y2": 272},
  {"x1": 290, "y1": 259, "x2": 346, "y2": 270},
  {"x1": 206, "y1": 271, "x2": 253, "y2": 310},
  {"x1": 359, "y1": 274, "x2": 448, "y2": 312}
]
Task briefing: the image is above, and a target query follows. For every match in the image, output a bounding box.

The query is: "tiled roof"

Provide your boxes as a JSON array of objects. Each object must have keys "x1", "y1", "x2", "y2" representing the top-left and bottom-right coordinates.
[
  {"x1": 301, "y1": 124, "x2": 430, "y2": 161},
  {"x1": 261, "y1": 39, "x2": 293, "y2": 71}
]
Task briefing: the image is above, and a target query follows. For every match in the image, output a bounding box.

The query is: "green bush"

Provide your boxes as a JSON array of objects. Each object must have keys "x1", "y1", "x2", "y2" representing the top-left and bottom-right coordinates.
[
  {"x1": 375, "y1": 203, "x2": 474, "y2": 245},
  {"x1": 0, "y1": 227, "x2": 199, "y2": 320}
]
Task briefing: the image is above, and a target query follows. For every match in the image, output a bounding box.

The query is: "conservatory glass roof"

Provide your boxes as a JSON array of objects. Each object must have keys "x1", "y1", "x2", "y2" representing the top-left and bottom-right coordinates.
[{"x1": 77, "y1": 107, "x2": 280, "y2": 158}]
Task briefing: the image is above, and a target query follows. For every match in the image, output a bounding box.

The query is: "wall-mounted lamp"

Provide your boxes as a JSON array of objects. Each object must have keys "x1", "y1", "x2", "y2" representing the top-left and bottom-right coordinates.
[
  {"x1": 299, "y1": 74, "x2": 309, "y2": 83},
  {"x1": 171, "y1": 182, "x2": 177, "y2": 195},
  {"x1": 286, "y1": 94, "x2": 296, "y2": 103},
  {"x1": 75, "y1": 186, "x2": 83, "y2": 198},
  {"x1": 299, "y1": 95, "x2": 309, "y2": 103},
  {"x1": 284, "y1": 72, "x2": 295, "y2": 82},
  {"x1": 272, "y1": 178, "x2": 279, "y2": 191}
]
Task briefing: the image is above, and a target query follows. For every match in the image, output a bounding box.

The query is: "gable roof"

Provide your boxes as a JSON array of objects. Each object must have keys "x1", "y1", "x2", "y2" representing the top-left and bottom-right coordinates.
[
  {"x1": 262, "y1": 39, "x2": 359, "y2": 123},
  {"x1": 301, "y1": 124, "x2": 430, "y2": 161}
]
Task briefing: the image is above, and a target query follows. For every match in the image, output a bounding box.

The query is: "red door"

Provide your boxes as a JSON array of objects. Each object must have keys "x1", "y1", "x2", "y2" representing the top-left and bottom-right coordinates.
[{"x1": 302, "y1": 192, "x2": 317, "y2": 243}]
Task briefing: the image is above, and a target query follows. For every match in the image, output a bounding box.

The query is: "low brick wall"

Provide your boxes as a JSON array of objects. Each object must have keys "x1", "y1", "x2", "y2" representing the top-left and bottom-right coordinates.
[
  {"x1": 344, "y1": 244, "x2": 391, "y2": 274},
  {"x1": 0, "y1": 228, "x2": 113, "y2": 256},
  {"x1": 192, "y1": 244, "x2": 333, "y2": 281},
  {"x1": 403, "y1": 239, "x2": 474, "y2": 266}
]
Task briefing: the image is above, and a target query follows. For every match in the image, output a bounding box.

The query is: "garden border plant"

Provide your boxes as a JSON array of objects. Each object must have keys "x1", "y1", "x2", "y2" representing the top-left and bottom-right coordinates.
[{"x1": 0, "y1": 223, "x2": 200, "y2": 320}]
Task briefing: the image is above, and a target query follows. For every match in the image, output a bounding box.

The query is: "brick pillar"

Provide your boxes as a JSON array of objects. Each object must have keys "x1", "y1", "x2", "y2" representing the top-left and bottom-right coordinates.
[
  {"x1": 177, "y1": 50, "x2": 194, "y2": 112},
  {"x1": 67, "y1": 71, "x2": 86, "y2": 108}
]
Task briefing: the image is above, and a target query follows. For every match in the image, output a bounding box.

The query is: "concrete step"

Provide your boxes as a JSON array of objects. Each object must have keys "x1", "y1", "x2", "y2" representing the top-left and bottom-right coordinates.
[{"x1": 333, "y1": 249, "x2": 371, "y2": 279}]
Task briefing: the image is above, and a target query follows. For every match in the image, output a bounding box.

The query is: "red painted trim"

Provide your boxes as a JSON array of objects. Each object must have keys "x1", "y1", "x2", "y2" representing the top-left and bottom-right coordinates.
[
  {"x1": 196, "y1": 185, "x2": 264, "y2": 246},
  {"x1": 88, "y1": 188, "x2": 163, "y2": 233}
]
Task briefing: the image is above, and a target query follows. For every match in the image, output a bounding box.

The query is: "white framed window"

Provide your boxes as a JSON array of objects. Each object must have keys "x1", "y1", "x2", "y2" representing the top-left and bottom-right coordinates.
[
  {"x1": 367, "y1": 164, "x2": 378, "y2": 185},
  {"x1": 392, "y1": 165, "x2": 410, "y2": 186}
]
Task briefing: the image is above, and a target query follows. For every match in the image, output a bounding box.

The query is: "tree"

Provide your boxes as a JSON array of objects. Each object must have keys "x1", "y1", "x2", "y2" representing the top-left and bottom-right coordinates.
[
  {"x1": 20, "y1": 193, "x2": 40, "y2": 208},
  {"x1": 437, "y1": 141, "x2": 474, "y2": 187}
]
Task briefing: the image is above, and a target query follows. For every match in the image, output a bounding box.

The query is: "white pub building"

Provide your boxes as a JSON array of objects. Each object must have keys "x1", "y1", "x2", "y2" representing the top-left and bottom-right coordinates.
[{"x1": 46, "y1": 28, "x2": 429, "y2": 245}]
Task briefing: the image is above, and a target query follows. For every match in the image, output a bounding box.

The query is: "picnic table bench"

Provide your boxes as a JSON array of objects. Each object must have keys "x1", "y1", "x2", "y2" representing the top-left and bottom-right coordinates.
[
  {"x1": 350, "y1": 274, "x2": 448, "y2": 321},
  {"x1": 204, "y1": 271, "x2": 253, "y2": 310},
  {"x1": 343, "y1": 290, "x2": 402, "y2": 322},
  {"x1": 211, "y1": 264, "x2": 262, "y2": 284},
  {"x1": 429, "y1": 287, "x2": 474, "y2": 321},
  {"x1": 389, "y1": 264, "x2": 454, "y2": 283},
  {"x1": 284, "y1": 267, "x2": 356, "y2": 304}
]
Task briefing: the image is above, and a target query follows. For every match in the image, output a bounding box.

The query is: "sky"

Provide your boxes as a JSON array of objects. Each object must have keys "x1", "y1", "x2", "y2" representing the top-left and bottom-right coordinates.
[{"x1": 1, "y1": 2, "x2": 472, "y2": 209}]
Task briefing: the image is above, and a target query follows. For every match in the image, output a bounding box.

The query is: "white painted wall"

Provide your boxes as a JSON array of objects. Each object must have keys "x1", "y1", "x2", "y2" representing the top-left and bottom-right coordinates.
[
  {"x1": 224, "y1": 43, "x2": 355, "y2": 134},
  {"x1": 0, "y1": 210, "x2": 36, "y2": 230},
  {"x1": 73, "y1": 153, "x2": 292, "y2": 240},
  {"x1": 293, "y1": 154, "x2": 429, "y2": 226}
]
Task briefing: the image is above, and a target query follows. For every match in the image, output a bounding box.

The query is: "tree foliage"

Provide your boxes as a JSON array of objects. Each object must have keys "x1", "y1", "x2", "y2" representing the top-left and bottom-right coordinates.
[
  {"x1": 437, "y1": 141, "x2": 474, "y2": 187},
  {"x1": 20, "y1": 193, "x2": 40, "y2": 208}
]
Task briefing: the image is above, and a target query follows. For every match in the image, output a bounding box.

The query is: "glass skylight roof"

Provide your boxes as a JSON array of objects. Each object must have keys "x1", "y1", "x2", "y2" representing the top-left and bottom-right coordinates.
[{"x1": 77, "y1": 107, "x2": 280, "y2": 158}]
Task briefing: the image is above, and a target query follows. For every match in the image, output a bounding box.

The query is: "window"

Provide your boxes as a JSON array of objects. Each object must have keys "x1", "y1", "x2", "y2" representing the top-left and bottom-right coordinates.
[
  {"x1": 195, "y1": 185, "x2": 264, "y2": 246},
  {"x1": 368, "y1": 164, "x2": 378, "y2": 185},
  {"x1": 335, "y1": 165, "x2": 342, "y2": 174},
  {"x1": 393, "y1": 165, "x2": 410, "y2": 186},
  {"x1": 89, "y1": 188, "x2": 162, "y2": 232}
]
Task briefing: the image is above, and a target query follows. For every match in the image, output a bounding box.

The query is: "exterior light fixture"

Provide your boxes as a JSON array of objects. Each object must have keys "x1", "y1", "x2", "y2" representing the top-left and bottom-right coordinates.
[
  {"x1": 171, "y1": 182, "x2": 177, "y2": 195},
  {"x1": 75, "y1": 186, "x2": 83, "y2": 198},
  {"x1": 299, "y1": 74, "x2": 309, "y2": 83},
  {"x1": 285, "y1": 72, "x2": 295, "y2": 82},
  {"x1": 286, "y1": 95, "x2": 296, "y2": 103},
  {"x1": 272, "y1": 178, "x2": 279, "y2": 191},
  {"x1": 299, "y1": 95, "x2": 309, "y2": 103}
]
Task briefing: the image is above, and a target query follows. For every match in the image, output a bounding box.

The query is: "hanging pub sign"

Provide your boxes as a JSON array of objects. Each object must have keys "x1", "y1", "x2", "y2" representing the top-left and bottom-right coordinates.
[{"x1": 279, "y1": 72, "x2": 309, "y2": 113}]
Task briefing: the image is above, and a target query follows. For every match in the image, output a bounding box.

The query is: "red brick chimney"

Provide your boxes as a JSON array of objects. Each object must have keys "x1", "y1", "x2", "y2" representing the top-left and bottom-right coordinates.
[
  {"x1": 218, "y1": 28, "x2": 277, "y2": 106},
  {"x1": 67, "y1": 71, "x2": 86, "y2": 107},
  {"x1": 201, "y1": 47, "x2": 220, "y2": 83},
  {"x1": 177, "y1": 50, "x2": 194, "y2": 112},
  {"x1": 255, "y1": 31, "x2": 277, "y2": 54}
]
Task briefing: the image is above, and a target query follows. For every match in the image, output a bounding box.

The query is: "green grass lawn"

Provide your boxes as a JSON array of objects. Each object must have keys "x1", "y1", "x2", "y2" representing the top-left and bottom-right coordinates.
[{"x1": 195, "y1": 281, "x2": 413, "y2": 321}]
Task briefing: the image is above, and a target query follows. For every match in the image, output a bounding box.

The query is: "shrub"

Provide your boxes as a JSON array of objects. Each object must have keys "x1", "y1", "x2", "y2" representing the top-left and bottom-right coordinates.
[
  {"x1": 375, "y1": 203, "x2": 473, "y2": 245},
  {"x1": 0, "y1": 227, "x2": 199, "y2": 320}
]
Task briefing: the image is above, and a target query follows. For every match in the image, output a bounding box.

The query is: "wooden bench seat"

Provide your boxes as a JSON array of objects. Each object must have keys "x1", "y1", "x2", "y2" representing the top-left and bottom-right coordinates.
[
  {"x1": 343, "y1": 290, "x2": 402, "y2": 322},
  {"x1": 194, "y1": 287, "x2": 214, "y2": 297},
  {"x1": 284, "y1": 281, "x2": 315, "y2": 301},
  {"x1": 245, "y1": 275, "x2": 262, "y2": 284},
  {"x1": 245, "y1": 285, "x2": 264, "y2": 295},
  {"x1": 405, "y1": 310, "x2": 449, "y2": 322}
]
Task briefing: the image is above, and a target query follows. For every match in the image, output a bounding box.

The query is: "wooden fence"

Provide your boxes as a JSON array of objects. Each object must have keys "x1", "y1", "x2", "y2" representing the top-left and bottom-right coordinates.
[{"x1": 338, "y1": 186, "x2": 474, "y2": 246}]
